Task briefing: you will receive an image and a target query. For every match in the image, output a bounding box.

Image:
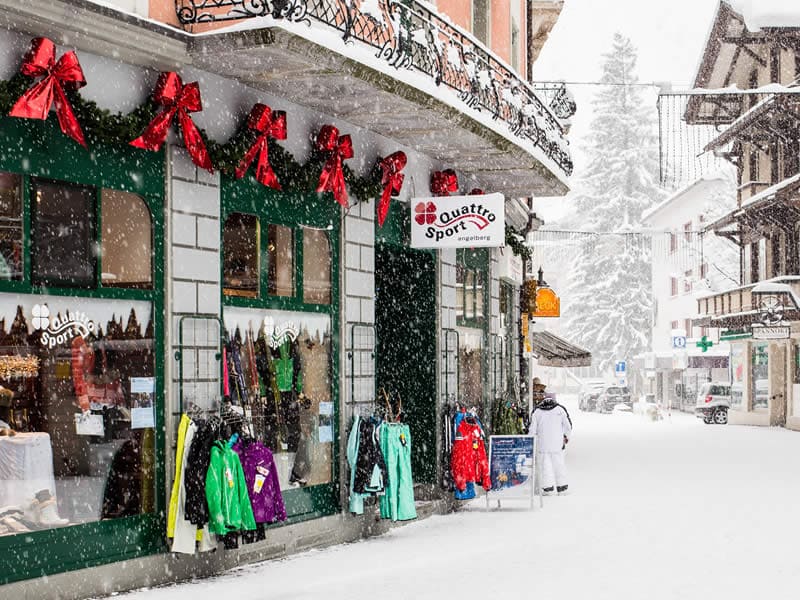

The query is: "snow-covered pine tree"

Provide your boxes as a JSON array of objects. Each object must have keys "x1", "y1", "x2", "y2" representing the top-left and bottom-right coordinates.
[{"x1": 555, "y1": 33, "x2": 665, "y2": 375}]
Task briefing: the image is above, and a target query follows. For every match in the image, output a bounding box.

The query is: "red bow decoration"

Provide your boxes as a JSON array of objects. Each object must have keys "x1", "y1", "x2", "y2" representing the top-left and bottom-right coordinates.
[
  {"x1": 9, "y1": 37, "x2": 87, "y2": 147},
  {"x1": 130, "y1": 72, "x2": 212, "y2": 172},
  {"x1": 431, "y1": 169, "x2": 458, "y2": 196},
  {"x1": 376, "y1": 151, "x2": 407, "y2": 227},
  {"x1": 235, "y1": 104, "x2": 287, "y2": 189},
  {"x1": 315, "y1": 125, "x2": 354, "y2": 207}
]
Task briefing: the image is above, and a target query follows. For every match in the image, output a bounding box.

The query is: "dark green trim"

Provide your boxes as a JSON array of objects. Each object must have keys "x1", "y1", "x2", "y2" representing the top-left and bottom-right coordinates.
[
  {"x1": 221, "y1": 174, "x2": 341, "y2": 519},
  {"x1": 0, "y1": 117, "x2": 167, "y2": 585}
]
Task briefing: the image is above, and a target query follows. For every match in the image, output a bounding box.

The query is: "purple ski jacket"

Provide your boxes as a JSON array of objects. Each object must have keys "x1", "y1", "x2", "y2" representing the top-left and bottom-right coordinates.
[{"x1": 232, "y1": 439, "x2": 287, "y2": 524}]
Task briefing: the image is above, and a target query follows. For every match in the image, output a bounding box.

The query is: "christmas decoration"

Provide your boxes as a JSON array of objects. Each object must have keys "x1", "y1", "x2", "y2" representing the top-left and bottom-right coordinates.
[
  {"x1": 376, "y1": 151, "x2": 407, "y2": 227},
  {"x1": 505, "y1": 224, "x2": 531, "y2": 262},
  {"x1": 0, "y1": 56, "x2": 383, "y2": 204},
  {"x1": 9, "y1": 37, "x2": 87, "y2": 147},
  {"x1": 431, "y1": 169, "x2": 458, "y2": 196},
  {"x1": 315, "y1": 125, "x2": 354, "y2": 207},
  {"x1": 469, "y1": 188, "x2": 485, "y2": 195},
  {"x1": 0, "y1": 354, "x2": 40, "y2": 380},
  {"x1": 234, "y1": 104, "x2": 287, "y2": 190},
  {"x1": 130, "y1": 72, "x2": 213, "y2": 172}
]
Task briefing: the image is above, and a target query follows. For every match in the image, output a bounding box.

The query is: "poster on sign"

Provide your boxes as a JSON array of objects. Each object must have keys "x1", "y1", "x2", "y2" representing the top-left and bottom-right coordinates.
[
  {"x1": 410, "y1": 193, "x2": 505, "y2": 249},
  {"x1": 486, "y1": 434, "x2": 539, "y2": 509}
]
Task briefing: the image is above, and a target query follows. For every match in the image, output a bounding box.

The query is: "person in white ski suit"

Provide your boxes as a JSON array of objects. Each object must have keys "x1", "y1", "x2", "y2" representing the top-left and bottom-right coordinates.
[{"x1": 529, "y1": 391, "x2": 572, "y2": 495}]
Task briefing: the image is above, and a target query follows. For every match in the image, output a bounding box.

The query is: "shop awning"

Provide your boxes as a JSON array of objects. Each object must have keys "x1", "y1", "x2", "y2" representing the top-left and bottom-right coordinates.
[{"x1": 531, "y1": 331, "x2": 592, "y2": 368}]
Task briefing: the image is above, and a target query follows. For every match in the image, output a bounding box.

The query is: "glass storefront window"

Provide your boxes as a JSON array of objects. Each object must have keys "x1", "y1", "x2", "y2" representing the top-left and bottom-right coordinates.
[
  {"x1": 101, "y1": 190, "x2": 153, "y2": 289},
  {"x1": 0, "y1": 173, "x2": 22, "y2": 281},
  {"x1": 752, "y1": 342, "x2": 769, "y2": 409},
  {"x1": 223, "y1": 308, "x2": 332, "y2": 490},
  {"x1": 730, "y1": 344, "x2": 745, "y2": 407},
  {"x1": 458, "y1": 331, "x2": 484, "y2": 414},
  {"x1": 268, "y1": 224, "x2": 294, "y2": 297},
  {"x1": 32, "y1": 180, "x2": 96, "y2": 288},
  {"x1": 0, "y1": 296, "x2": 155, "y2": 535},
  {"x1": 302, "y1": 228, "x2": 331, "y2": 305},
  {"x1": 223, "y1": 213, "x2": 260, "y2": 298}
]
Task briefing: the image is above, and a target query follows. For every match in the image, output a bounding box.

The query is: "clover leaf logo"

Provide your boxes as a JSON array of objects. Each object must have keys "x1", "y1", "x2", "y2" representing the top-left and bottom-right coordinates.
[
  {"x1": 32, "y1": 304, "x2": 50, "y2": 331},
  {"x1": 414, "y1": 201, "x2": 437, "y2": 225}
]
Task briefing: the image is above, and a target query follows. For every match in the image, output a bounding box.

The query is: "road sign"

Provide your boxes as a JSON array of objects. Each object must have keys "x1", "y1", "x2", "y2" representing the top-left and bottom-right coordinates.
[
  {"x1": 614, "y1": 361, "x2": 626, "y2": 375},
  {"x1": 672, "y1": 336, "x2": 687, "y2": 349}
]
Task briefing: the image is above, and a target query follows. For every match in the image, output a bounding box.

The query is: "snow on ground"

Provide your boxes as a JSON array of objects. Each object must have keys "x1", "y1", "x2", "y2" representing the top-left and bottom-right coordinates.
[{"x1": 118, "y1": 396, "x2": 800, "y2": 599}]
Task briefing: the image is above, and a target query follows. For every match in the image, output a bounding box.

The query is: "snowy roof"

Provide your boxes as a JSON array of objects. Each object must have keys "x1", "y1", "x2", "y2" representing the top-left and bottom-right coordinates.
[
  {"x1": 641, "y1": 176, "x2": 729, "y2": 224},
  {"x1": 725, "y1": 0, "x2": 800, "y2": 30},
  {"x1": 708, "y1": 173, "x2": 800, "y2": 230}
]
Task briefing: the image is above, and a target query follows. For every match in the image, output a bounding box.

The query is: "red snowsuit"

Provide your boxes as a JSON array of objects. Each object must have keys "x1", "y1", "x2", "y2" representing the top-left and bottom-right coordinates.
[{"x1": 451, "y1": 416, "x2": 491, "y2": 492}]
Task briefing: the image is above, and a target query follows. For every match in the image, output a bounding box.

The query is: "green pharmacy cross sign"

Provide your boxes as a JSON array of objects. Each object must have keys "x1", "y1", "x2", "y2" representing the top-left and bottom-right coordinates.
[{"x1": 696, "y1": 336, "x2": 714, "y2": 353}]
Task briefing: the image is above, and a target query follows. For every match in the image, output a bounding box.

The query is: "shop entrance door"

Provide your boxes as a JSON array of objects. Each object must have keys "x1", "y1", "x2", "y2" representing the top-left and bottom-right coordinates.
[{"x1": 375, "y1": 243, "x2": 436, "y2": 484}]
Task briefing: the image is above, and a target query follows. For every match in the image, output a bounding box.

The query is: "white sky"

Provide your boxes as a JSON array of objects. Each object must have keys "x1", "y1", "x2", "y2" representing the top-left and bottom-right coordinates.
[{"x1": 532, "y1": 0, "x2": 722, "y2": 221}]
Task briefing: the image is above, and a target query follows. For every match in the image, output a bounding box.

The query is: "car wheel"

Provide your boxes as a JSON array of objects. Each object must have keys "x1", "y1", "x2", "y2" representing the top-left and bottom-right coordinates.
[{"x1": 713, "y1": 408, "x2": 728, "y2": 425}]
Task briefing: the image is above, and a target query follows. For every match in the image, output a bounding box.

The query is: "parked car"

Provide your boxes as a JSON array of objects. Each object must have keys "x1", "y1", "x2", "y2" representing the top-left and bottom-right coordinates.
[
  {"x1": 579, "y1": 381, "x2": 605, "y2": 411},
  {"x1": 694, "y1": 382, "x2": 731, "y2": 424},
  {"x1": 597, "y1": 385, "x2": 632, "y2": 413}
]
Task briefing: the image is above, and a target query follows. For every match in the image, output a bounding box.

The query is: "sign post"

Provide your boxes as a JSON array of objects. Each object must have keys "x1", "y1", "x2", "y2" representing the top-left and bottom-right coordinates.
[{"x1": 486, "y1": 435, "x2": 538, "y2": 510}]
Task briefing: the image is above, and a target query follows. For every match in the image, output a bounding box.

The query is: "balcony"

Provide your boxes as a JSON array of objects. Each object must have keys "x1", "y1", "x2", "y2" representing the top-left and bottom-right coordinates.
[
  {"x1": 695, "y1": 276, "x2": 800, "y2": 328},
  {"x1": 176, "y1": 0, "x2": 573, "y2": 196}
]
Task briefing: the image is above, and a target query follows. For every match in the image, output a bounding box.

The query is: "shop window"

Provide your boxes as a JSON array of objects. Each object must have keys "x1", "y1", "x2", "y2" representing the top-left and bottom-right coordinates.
[
  {"x1": 31, "y1": 180, "x2": 96, "y2": 288},
  {"x1": 302, "y1": 228, "x2": 331, "y2": 305},
  {"x1": 0, "y1": 172, "x2": 22, "y2": 281},
  {"x1": 223, "y1": 213, "x2": 260, "y2": 298},
  {"x1": 101, "y1": 190, "x2": 153, "y2": 289},
  {"x1": 730, "y1": 344, "x2": 745, "y2": 407},
  {"x1": 752, "y1": 342, "x2": 769, "y2": 409},
  {"x1": 0, "y1": 295, "x2": 156, "y2": 535},
  {"x1": 268, "y1": 224, "x2": 294, "y2": 297},
  {"x1": 223, "y1": 308, "x2": 333, "y2": 491}
]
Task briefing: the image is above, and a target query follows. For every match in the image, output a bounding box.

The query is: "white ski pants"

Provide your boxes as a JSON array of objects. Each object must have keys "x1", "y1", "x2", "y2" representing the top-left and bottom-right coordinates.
[{"x1": 538, "y1": 451, "x2": 568, "y2": 489}]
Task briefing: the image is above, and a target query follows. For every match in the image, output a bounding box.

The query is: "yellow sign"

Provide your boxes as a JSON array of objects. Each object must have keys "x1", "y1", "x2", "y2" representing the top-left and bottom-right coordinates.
[
  {"x1": 521, "y1": 313, "x2": 529, "y2": 337},
  {"x1": 532, "y1": 287, "x2": 560, "y2": 318}
]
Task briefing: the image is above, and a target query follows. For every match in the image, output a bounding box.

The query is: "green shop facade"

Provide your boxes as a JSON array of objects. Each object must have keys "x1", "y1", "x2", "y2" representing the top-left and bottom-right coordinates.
[{"x1": 0, "y1": 32, "x2": 542, "y2": 600}]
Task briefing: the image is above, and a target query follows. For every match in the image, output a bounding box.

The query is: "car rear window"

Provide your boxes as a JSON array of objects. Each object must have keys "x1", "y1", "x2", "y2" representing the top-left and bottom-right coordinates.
[
  {"x1": 607, "y1": 387, "x2": 629, "y2": 394},
  {"x1": 709, "y1": 385, "x2": 730, "y2": 396}
]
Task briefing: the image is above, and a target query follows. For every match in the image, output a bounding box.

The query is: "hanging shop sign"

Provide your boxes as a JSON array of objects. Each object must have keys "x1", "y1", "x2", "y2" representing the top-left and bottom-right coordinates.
[
  {"x1": 410, "y1": 193, "x2": 505, "y2": 249},
  {"x1": 751, "y1": 325, "x2": 790, "y2": 340},
  {"x1": 532, "y1": 287, "x2": 560, "y2": 318},
  {"x1": 720, "y1": 328, "x2": 752, "y2": 341},
  {"x1": 486, "y1": 435, "x2": 538, "y2": 509}
]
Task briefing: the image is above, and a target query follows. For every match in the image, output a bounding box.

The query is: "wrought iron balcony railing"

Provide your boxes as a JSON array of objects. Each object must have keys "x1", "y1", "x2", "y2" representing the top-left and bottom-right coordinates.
[{"x1": 175, "y1": 0, "x2": 574, "y2": 177}]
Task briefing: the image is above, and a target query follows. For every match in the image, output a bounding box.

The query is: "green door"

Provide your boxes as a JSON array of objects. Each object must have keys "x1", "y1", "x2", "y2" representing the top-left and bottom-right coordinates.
[{"x1": 375, "y1": 243, "x2": 436, "y2": 483}]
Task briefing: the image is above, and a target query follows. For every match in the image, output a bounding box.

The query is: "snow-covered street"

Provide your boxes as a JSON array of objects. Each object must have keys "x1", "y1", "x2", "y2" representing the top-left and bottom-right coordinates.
[{"x1": 118, "y1": 397, "x2": 800, "y2": 600}]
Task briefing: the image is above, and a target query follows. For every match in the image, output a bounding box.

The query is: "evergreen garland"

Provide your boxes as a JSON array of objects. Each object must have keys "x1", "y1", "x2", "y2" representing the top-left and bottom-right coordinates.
[
  {"x1": 505, "y1": 224, "x2": 531, "y2": 262},
  {"x1": 0, "y1": 74, "x2": 384, "y2": 204}
]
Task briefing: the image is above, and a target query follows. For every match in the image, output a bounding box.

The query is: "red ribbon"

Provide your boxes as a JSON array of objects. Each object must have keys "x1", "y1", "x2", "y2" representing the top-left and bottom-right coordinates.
[
  {"x1": 315, "y1": 125, "x2": 354, "y2": 207},
  {"x1": 130, "y1": 72, "x2": 213, "y2": 172},
  {"x1": 431, "y1": 169, "x2": 458, "y2": 196},
  {"x1": 235, "y1": 104, "x2": 287, "y2": 189},
  {"x1": 377, "y1": 151, "x2": 407, "y2": 227},
  {"x1": 9, "y1": 37, "x2": 87, "y2": 148}
]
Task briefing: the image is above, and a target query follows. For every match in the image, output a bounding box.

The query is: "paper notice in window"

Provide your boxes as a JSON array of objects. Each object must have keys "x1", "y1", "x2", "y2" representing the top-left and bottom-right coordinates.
[
  {"x1": 318, "y1": 425, "x2": 333, "y2": 443},
  {"x1": 319, "y1": 402, "x2": 333, "y2": 416},
  {"x1": 74, "y1": 413, "x2": 104, "y2": 436},
  {"x1": 131, "y1": 406, "x2": 155, "y2": 429}
]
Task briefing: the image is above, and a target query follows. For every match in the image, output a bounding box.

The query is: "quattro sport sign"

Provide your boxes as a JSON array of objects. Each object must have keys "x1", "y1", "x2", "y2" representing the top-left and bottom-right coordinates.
[{"x1": 410, "y1": 193, "x2": 505, "y2": 249}]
